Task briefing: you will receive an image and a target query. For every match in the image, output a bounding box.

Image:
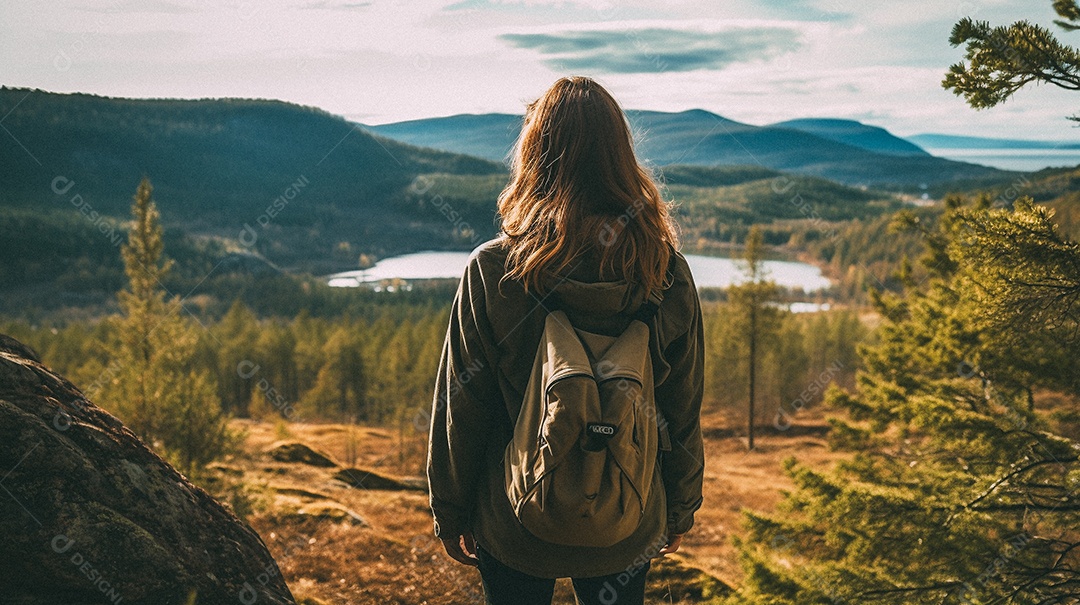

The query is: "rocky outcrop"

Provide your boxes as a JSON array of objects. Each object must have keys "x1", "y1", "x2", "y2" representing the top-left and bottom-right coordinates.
[
  {"x1": 0, "y1": 335, "x2": 296, "y2": 605},
  {"x1": 267, "y1": 441, "x2": 338, "y2": 468},
  {"x1": 332, "y1": 467, "x2": 427, "y2": 492}
]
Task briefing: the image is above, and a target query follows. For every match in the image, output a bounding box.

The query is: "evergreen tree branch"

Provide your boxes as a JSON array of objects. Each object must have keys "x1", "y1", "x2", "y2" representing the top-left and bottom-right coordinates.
[
  {"x1": 852, "y1": 581, "x2": 964, "y2": 600},
  {"x1": 945, "y1": 13, "x2": 1080, "y2": 118},
  {"x1": 1016, "y1": 25, "x2": 1080, "y2": 90},
  {"x1": 1055, "y1": 0, "x2": 1080, "y2": 31},
  {"x1": 963, "y1": 456, "x2": 1079, "y2": 511}
]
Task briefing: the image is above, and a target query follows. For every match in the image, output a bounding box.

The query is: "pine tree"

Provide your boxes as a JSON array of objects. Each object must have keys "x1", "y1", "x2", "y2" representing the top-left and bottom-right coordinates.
[
  {"x1": 100, "y1": 178, "x2": 234, "y2": 476},
  {"x1": 723, "y1": 197, "x2": 1080, "y2": 604},
  {"x1": 728, "y1": 226, "x2": 781, "y2": 449},
  {"x1": 214, "y1": 299, "x2": 262, "y2": 417},
  {"x1": 301, "y1": 323, "x2": 367, "y2": 420},
  {"x1": 253, "y1": 320, "x2": 299, "y2": 417},
  {"x1": 113, "y1": 178, "x2": 173, "y2": 437},
  {"x1": 291, "y1": 309, "x2": 329, "y2": 409},
  {"x1": 944, "y1": 0, "x2": 1080, "y2": 121},
  {"x1": 768, "y1": 318, "x2": 809, "y2": 425}
]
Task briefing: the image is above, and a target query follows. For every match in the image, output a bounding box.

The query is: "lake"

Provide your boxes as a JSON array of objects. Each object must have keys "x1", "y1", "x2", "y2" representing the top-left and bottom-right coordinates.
[
  {"x1": 326, "y1": 250, "x2": 832, "y2": 291},
  {"x1": 923, "y1": 148, "x2": 1080, "y2": 172}
]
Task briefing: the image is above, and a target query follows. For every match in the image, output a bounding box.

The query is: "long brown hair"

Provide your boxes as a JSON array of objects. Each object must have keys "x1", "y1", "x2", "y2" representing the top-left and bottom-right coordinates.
[{"x1": 497, "y1": 76, "x2": 679, "y2": 295}]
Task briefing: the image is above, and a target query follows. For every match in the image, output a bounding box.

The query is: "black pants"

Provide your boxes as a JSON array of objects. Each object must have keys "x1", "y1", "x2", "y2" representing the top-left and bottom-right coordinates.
[{"x1": 476, "y1": 543, "x2": 650, "y2": 605}]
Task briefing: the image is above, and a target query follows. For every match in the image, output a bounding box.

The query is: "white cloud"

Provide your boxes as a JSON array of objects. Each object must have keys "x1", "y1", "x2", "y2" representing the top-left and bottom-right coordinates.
[{"x1": 498, "y1": 21, "x2": 804, "y2": 74}]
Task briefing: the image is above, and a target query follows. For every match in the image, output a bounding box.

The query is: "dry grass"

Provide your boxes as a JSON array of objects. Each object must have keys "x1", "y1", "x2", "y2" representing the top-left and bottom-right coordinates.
[{"x1": 222, "y1": 408, "x2": 848, "y2": 604}]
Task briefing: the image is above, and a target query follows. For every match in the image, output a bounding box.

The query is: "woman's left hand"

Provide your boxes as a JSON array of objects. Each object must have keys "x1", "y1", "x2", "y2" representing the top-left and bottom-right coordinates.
[{"x1": 657, "y1": 533, "x2": 683, "y2": 557}]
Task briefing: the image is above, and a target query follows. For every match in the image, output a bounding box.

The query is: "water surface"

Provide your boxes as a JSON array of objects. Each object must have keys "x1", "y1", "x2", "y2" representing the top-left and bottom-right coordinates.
[
  {"x1": 923, "y1": 148, "x2": 1080, "y2": 172},
  {"x1": 327, "y1": 250, "x2": 832, "y2": 292}
]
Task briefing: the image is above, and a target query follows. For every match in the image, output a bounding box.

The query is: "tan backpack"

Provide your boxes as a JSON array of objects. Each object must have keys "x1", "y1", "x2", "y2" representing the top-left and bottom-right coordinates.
[{"x1": 504, "y1": 293, "x2": 662, "y2": 548}]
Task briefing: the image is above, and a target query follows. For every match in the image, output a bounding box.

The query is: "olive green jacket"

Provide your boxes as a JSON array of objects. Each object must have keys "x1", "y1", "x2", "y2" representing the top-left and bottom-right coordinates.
[{"x1": 426, "y1": 237, "x2": 705, "y2": 578}]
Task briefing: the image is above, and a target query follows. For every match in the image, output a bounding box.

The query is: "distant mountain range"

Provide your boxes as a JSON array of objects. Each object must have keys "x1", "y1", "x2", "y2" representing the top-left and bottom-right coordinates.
[
  {"x1": 769, "y1": 119, "x2": 929, "y2": 157},
  {"x1": 0, "y1": 87, "x2": 1047, "y2": 292},
  {"x1": 5, "y1": 87, "x2": 1078, "y2": 318},
  {"x1": 366, "y1": 110, "x2": 1013, "y2": 187}
]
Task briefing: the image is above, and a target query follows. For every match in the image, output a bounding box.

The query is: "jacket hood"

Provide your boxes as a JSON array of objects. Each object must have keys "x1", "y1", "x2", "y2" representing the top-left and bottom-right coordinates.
[{"x1": 550, "y1": 275, "x2": 646, "y2": 317}]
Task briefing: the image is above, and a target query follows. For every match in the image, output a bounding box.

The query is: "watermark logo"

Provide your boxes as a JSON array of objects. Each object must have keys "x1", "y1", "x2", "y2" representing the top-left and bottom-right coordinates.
[
  {"x1": 237, "y1": 562, "x2": 281, "y2": 605},
  {"x1": 51, "y1": 534, "x2": 124, "y2": 604},
  {"x1": 598, "y1": 197, "x2": 648, "y2": 248},
  {"x1": 52, "y1": 176, "x2": 124, "y2": 247},
  {"x1": 413, "y1": 359, "x2": 484, "y2": 432},
  {"x1": 774, "y1": 360, "x2": 845, "y2": 430},
  {"x1": 239, "y1": 175, "x2": 309, "y2": 247},
  {"x1": 237, "y1": 360, "x2": 298, "y2": 419}
]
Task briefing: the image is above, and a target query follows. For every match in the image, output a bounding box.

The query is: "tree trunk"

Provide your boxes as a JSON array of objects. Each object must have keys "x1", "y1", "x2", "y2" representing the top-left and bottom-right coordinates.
[{"x1": 748, "y1": 303, "x2": 756, "y2": 451}]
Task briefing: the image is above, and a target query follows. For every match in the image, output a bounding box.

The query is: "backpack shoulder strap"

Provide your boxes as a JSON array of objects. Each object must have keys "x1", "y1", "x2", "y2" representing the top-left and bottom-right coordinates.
[
  {"x1": 630, "y1": 289, "x2": 663, "y2": 324},
  {"x1": 630, "y1": 288, "x2": 672, "y2": 453},
  {"x1": 632, "y1": 247, "x2": 675, "y2": 324}
]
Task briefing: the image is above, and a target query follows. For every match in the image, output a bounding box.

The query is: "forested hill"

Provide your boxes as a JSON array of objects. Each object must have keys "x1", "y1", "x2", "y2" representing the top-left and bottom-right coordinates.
[
  {"x1": 0, "y1": 87, "x2": 504, "y2": 269},
  {"x1": 367, "y1": 109, "x2": 1014, "y2": 188}
]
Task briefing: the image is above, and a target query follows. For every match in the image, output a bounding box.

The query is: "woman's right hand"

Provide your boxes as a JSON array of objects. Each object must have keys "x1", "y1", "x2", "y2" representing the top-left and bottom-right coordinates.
[{"x1": 441, "y1": 532, "x2": 479, "y2": 566}]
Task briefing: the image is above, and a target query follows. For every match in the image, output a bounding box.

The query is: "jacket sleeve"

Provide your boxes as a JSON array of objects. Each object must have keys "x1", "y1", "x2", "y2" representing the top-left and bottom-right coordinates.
[
  {"x1": 426, "y1": 254, "x2": 501, "y2": 539},
  {"x1": 655, "y1": 280, "x2": 705, "y2": 536}
]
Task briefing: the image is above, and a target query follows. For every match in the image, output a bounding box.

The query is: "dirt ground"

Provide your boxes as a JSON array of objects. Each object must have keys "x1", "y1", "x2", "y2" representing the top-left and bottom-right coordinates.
[{"x1": 225, "y1": 407, "x2": 847, "y2": 604}]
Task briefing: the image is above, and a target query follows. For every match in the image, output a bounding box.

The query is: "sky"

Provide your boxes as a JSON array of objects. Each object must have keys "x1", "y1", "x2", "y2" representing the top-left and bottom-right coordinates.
[{"x1": 1, "y1": 0, "x2": 1078, "y2": 141}]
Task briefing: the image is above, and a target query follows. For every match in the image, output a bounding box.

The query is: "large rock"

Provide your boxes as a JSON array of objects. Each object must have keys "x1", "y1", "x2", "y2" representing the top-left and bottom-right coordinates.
[
  {"x1": 0, "y1": 335, "x2": 296, "y2": 605},
  {"x1": 332, "y1": 467, "x2": 427, "y2": 492},
  {"x1": 266, "y1": 441, "x2": 338, "y2": 468}
]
